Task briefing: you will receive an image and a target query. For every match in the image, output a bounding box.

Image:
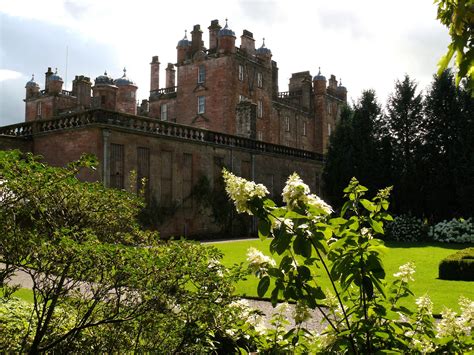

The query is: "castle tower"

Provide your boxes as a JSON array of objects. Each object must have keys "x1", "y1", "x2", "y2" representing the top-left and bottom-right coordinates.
[
  {"x1": 72, "y1": 75, "x2": 92, "y2": 108},
  {"x1": 92, "y1": 71, "x2": 118, "y2": 111},
  {"x1": 336, "y1": 79, "x2": 348, "y2": 102},
  {"x1": 150, "y1": 56, "x2": 160, "y2": 92},
  {"x1": 25, "y1": 74, "x2": 40, "y2": 100},
  {"x1": 217, "y1": 19, "x2": 236, "y2": 54},
  {"x1": 208, "y1": 19, "x2": 221, "y2": 53},
  {"x1": 313, "y1": 68, "x2": 327, "y2": 154},
  {"x1": 256, "y1": 38, "x2": 272, "y2": 66},
  {"x1": 176, "y1": 30, "x2": 191, "y2": 64},
  {"x1": 47, "y1": 69, "x2": 63, "y2": 95},
  {"x1": 114, "y1": 68, "x2": 138, "y2": 115}
]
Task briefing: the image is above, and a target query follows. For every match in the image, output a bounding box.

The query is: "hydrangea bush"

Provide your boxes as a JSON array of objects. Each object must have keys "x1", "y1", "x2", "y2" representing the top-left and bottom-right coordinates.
[
  {"x1": 223, "y1": 169, "x2": 474, "y2": 353},
  {"x1": 384, "y1": 215, "x2": 428, "y2": 242},
  {"x1": 429, "y1": 218, "x2": 474, "y2": 243}
]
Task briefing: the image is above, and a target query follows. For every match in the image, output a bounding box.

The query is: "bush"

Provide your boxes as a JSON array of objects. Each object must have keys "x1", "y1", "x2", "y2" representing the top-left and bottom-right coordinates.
[
  {"x1": 429, "y1": 218, "x2": 474, "y2": 243},
  {"x1": 384, "y1": 215, "x2": 428, "y2": 242},
  {"x1": 439, "y1": 248, "x2": 474, "y2": 281}
]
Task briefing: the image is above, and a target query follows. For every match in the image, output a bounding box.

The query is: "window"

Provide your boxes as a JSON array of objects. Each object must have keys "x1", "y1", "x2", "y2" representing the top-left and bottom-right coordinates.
[
  {"x1": 37, "y1": 102, "x2": 42, "y2": 117},
  {"x1": 130, "y1": 91, "x2": 135, "y2": 98},
  {"x1": 198, "y1": 65, "x2": 206, "y2": 83},
  {"x1": 328, "y1": 123, "x2": 332, "y2": 136},
  {"x1": 239, "y1": 95, "x2": 246, "y2": 102},
  {"x1": 303, "y1": 121, "x2": 307, "y2": 136},
  {"x1": 328, "y1": 103, "x2": 332, "y2": 114},
  {"x1": 285, "y1": 116, "x2": 290, "y2": 132},
  {"x1": 197, "y1": 96, "x2": 205, "y2": 114},
  {"x1": 238, "y1": 65, "x2": 244, "y2": 81},
  {"x1": 161, "y1": 103, "x2": 168, "y2": 121},
  {"x1": 257, "y1": 131, "x2": 263, "y2": 141},
  {"x1": 257, "y1": 72, "x2": 263, "y2": 88},
  {"x1": 110, "y1": 143, "x2": 124, "y2": 189},
  {"x1": 257, "y1": 100, "x2": 263, "y2": 118}
]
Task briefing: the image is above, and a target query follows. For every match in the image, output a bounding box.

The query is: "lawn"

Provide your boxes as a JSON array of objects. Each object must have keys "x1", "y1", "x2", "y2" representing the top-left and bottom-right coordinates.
[{"x1": 211, "y1": 239, "x2": 473, "y2": 314}]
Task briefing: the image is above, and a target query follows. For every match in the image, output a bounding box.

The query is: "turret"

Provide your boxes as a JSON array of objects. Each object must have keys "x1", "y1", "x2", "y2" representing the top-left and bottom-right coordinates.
[
  {"x1": 256, "y1": 38, "x2": 272, "y2": 66},
  {"x1": 176, "y1": 30, "x2": 191, "y2": 64},
  {"x1": 72, "y1": 75, "x2": 92, "y2": 108},
  {"x1": 150, "y1": 56, "x2": 160, "y2": 92},
  {"x1": 48, "y1": 69, "x2": 63, "y2": 95},
  {"x1": 328, "y1": 74, "x2": 338, "y2": 93},
  {"x1": 336, "y1": 79, "x2": 348, "y2": 102},
  {"x1": 25, "y1": 74, "x2": 40, "y2": 100},
  {"x1": 313, "y1": 68, "x2": 327, "y2": 154},
  {"x1": 240, "y1": 30, "x2": 255, "y2": 56},
  {"x1": 208, "y1": 19, "x2": 221, "y2": 53},
  {"x1": 217, "y1": 19, "x2": 236, "y2": 54},
  {"x1": 114, "y1": 68, "x2": 138, "y2": 115},
  {"x1": 92, "y1": 70, "x2": 117, "y2": 111},
  {"x1": 165, "y1": 63, "x2": 176, "y2": 88}
]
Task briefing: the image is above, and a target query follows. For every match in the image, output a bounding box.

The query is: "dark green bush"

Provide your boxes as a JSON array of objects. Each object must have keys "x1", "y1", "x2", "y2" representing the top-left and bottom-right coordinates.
[{"x1": 439, "y1": 248, "x2": 474, "y2": 281}]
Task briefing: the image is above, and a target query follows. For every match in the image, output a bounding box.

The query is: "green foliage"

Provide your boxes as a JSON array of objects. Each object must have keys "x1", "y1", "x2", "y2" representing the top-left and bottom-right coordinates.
[
  {"x1": 435, "y1": 0, "x2": 473, "y2": 90},
  {"x1": 429, "y1": 217, "x2": 474, "y2": 243},
  {"x1": 439, "y1": 248, "x2": 474, "y2": 281},
  {"x1": 0, "y1": 150, "x2": 254, "y2": 353},
  {"x1": 384, "y1": 215, "x2": 429, "y2": 242},
  {"x1": 223, "y1": 170, "x2": 474, "y2": 353}
]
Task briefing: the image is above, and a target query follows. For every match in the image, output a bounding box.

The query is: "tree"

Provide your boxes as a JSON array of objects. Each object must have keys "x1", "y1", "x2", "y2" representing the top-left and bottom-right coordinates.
[
  {"x1": 323, "y1": 91, "x2": 383, "y2": 207},
  {"x1": 435, "y1": 0, "x2": 474, "y2": 90},
  {"x1": 0, "y1": 150, "x2": 250, "y2": 353},
  {"x1": 383, "y1": 75, "x2": 424, "y2": 214}
]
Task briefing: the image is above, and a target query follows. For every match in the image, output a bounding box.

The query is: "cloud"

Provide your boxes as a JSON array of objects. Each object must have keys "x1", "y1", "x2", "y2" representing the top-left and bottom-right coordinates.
[
  {"x1": 63, "y1": 0, "x2": 89, "y2": 20},
  {"x1": 238, "y1": 0, "x2": 279, "y2": 24},
  {"x1": 0, "y1": 69, "x2": 23, "y2": 81}
]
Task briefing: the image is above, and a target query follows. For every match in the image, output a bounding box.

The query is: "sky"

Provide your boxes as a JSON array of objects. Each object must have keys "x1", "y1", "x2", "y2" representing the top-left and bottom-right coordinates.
[{"x1": 0, "y1": 0, "x2": 450, "y2": 126}]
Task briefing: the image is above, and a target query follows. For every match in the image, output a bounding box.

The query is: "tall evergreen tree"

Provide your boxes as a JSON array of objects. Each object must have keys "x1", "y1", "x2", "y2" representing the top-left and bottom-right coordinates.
[
  {"x1": 383, "y1": 75, "x2": 424, "y2": 214},
  {"x1": 323, "y1": 90, "x2": 382, "y2": 207}
]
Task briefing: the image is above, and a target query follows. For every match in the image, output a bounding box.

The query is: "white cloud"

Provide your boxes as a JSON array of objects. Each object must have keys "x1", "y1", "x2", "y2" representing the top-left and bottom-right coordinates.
[{"x1": 0, "y1": 69, "x2": 23, "y2": 82}]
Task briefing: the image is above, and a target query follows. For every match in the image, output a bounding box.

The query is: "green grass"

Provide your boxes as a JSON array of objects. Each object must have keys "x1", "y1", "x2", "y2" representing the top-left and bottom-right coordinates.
[
  {"x1": 1, "y1": 287, "x2": 34, "y2": 303},
  {"x1": 211, "y1": 239, "x2": 474, "y2": 314}
]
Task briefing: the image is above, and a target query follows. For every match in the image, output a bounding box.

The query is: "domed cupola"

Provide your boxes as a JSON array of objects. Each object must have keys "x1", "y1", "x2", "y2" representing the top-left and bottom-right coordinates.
[
  {"x1": 25, "y1": 74, "x2": 39, "y2": 88},
  {"x1": 95, "y1": 71, "x2": 115, "y2": 86},
  {"x1": 256, "y1": 38, "x2": 271, "y2": 56},
  {"x1": 114, "y1": 68, "x2": 136, "y2": 87},
  {"x1": 177, "y1": 30, "x2": 191, "y2": 47},
  {"x1": 218, "y1": 19, "x2": 235, "y2": 37},
  {"x1": 49, "y1": 68, "x2": 63, "y2": 82},
  {"x1": 313, "y1": 67, "x2": 326, "y2": 81}
]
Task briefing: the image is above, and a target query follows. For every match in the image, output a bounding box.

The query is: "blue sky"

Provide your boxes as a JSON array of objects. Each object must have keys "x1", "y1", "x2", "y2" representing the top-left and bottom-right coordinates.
[{"x1": 0, "y1": 0, "x2": 450, "y2": 126}]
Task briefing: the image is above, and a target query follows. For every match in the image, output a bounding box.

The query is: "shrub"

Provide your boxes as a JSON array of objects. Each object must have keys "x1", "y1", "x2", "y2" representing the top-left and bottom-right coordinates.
[
  {"x1": 384, "y1": 215, "x2": 428, "y2": 241},
  {"x1": 429, "y1": 218, "x2": 474, "y2": 243},
  {"x1": 439, "y1": 248, "x2": 474, "y2": 281}
]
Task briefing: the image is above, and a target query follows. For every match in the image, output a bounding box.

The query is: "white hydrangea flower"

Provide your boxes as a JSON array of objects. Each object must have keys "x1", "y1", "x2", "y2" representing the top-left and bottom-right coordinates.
[
  {"x1": 222, "y1": 169, "x2": 269, "y2": 214},
  {"x1": 415, "y1": 295, "x2": 433, "y2": 315},
  {"x1": 437, "y1": 307, "x2": 469, "y2": 338},
  {"x1": 272, "y1": 217, "x2": 294, "y2": 232},
  {"x1": 247, "y1": 247, "x2": 276, "y2": 275},
  {"x1": 394, "y1": 262, "x2": 416, "y2": 282},
  {"x1": 275, "y1": 302, "x2": 290, "y2": 314},
  {"x1": 305, "y1": 193, "x2": 333, "y2": 215}
]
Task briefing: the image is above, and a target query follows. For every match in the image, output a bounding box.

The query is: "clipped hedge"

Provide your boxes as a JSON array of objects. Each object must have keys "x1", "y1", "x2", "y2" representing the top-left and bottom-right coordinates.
[{"x1": 438, "y1": 248, "x2": 474, "y2": 281}]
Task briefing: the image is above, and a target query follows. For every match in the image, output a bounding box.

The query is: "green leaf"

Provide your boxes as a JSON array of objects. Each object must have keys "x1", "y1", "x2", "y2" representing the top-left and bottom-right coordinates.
[
  {"x1": 368, "y1": 218, "x2": 384, "y2": 234},
  {"x1": 270, "y1": 230, "x2": 292, "y2": 255},
  {"x1": 257, "y1": 276, "x2": 270, "y2": 297},
  {"x1": 360, "y1": 199, "x2": 376, "y2": 212},
  {"x1": 293, "y1": 235, "x2": 312, "y2": 257},
  {"x1": 363, "y1": 275, "x2": 374, "y2": 299},
  {"x1": 258, "y1": 219, "x2": 270, "y2": 240}
]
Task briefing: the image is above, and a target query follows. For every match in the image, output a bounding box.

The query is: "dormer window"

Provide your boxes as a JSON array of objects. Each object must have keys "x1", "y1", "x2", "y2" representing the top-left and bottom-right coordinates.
[{"x1": 198, "y1": 65, "x2": 206, "y2": 83}]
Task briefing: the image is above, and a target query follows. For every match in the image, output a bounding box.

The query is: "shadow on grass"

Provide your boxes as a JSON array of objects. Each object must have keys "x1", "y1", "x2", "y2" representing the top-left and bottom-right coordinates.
[{"x1": 383, "y1": 241, "x2": 473, "y2": 250}]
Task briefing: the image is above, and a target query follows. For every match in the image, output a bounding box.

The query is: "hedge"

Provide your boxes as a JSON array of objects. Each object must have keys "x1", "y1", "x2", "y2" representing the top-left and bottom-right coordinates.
[{"x1": 438, "y1": 248, "x2": 474, "y2": 281}]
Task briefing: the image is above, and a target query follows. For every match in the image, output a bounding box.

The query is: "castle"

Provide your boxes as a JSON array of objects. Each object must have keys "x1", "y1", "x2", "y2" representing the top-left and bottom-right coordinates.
[{"x1": 1, "y1": 19, "x2": 347, "y2": 237}]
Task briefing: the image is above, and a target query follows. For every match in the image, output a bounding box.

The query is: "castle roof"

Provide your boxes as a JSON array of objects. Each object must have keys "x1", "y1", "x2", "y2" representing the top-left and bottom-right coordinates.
[
  {"x1": 114, "y1": 68, "x2": 136, "y2": 86},
  {"x1": 218, "y1": 19, "x2": 235, "y2": 37},
  {"x1": 94, "y1": 71, "x2": 115, "y2": 86},
  {"x1": 49, "y1": 69, "x2": 63, "y2": 82},
  {"x1": 177, "y1": 30, "x2": 191, "y2": 47},
  {"x1": 313, "y1": 68, "x2": 326, "y2": 81},
  {"x1": 256, "y1": 38, "x2": 271, "y2": 55},
  {"x1": 25, "y1": 74, "x2": 39, "y2": 88}
]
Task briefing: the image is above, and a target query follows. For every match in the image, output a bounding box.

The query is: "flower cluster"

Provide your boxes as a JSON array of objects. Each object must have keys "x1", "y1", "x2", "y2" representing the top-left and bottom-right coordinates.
[
  {"x1": 393, "y1": 261, "x2": 416, "y2": 283},
  {"x1": 429, "y1": 218, "x2": 474, "y2": 243},
  {"x1": 247, "y1": 247, "x2": 276, "y2": 275},
  {"x1": 222, "y1": 169, "x2": 269, "y2": 214},
  {"x1": 282, "y1": 173, "x2": 332, "y2": 215},
  {"x1": 415, "y1": 295, "x2": 433, "y2": 315}
]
